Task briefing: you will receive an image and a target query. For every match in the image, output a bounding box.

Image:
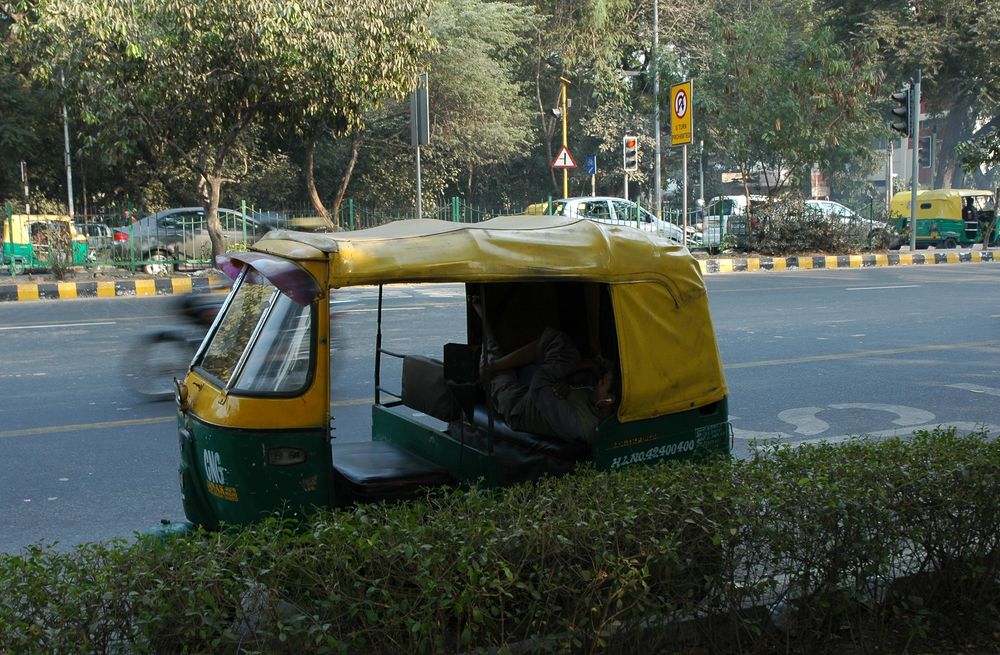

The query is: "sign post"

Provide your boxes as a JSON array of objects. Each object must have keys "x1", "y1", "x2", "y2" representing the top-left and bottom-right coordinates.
[
  {"x1": 410, "y1": 73, "x2": 430, "y2": 219},
  {"x1": 585, "y1": 155, "x2": 597, "y2": 196},
  {"x1": 559, "y1": 77, "x2": 571, "y2": 198},
  {"x1": 671, "y1": 80, "x2": 694, "y2": 246}
]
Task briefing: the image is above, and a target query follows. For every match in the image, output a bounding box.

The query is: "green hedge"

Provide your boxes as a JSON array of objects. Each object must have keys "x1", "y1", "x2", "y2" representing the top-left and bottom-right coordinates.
[{"x1": 1, "y1": 428, "x2": 997, "y2": 654}]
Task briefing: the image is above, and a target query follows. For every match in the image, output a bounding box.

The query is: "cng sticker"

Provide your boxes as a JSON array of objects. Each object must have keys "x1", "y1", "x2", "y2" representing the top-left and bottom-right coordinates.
[{"x1": 203, "y1": 449, "x2": 239, "y2": 502}]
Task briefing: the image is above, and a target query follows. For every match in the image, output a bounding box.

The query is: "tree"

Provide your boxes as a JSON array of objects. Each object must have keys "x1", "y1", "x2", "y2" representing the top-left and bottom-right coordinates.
[
  {"x1": 819, "y1": 0, "x2": 1000, "y2": 189},
  {"x1": 13, "y1": 0, "x2": 431, "y2": 258},
  {"x1": 305, "y1": 0, "x2": 538, "y2": 219},
  {"x1": 694, "y1": 0, "x2": 884, "y2": 200}
]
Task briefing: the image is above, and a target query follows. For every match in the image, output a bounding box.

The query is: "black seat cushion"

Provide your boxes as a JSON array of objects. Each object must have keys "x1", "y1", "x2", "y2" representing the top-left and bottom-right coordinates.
[
  {"x1": 401, "y1": 355, "x2": 459, "y2": 422},
  {"x1": 471, "y1": 407, "x2": 589, "y2": 461},
  {"x1": 332, "y1": 441, "x2": 453, "y2": 502}
]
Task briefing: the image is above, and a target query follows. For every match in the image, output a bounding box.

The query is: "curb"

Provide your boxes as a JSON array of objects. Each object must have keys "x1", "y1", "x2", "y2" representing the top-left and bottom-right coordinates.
[
  {"x1": 0, "y1": 276, "x2": 224, "y2": 303},
  {"x1": 697, "y1": 249, "x2": 996, "y2": 274},
  {"x1": 0, "y1": 250, "x2": 995, "y2": 302}
]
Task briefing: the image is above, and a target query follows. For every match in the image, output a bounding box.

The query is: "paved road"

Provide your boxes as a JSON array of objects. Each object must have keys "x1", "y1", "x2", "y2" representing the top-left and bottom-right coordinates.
[{"x1": 1, "y1": 264, "x2": 997, "y2": 553}]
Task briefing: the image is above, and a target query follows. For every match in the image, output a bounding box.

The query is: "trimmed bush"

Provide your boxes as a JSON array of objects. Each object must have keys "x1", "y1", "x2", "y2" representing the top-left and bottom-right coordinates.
[{"x1": 0, "y1": 427, "x2": 997, "y2": 654}]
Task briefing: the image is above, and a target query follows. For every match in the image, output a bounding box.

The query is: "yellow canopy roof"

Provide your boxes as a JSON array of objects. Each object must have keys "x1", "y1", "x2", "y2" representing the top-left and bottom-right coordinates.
[
  {"x1": 256, "y1": 215, "x2": 700, "y2": 297},
  {"x1": 251, "y1": 216, "x2": 728, "y2": 420}
]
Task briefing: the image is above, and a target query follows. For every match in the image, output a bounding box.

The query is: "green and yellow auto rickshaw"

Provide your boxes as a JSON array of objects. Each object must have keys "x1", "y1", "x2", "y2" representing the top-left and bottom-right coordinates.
[
  {"x1": 172, "y1": 215, "x2": 731, "y2": 530},
  {"x1": 2, "y1": 212, "x2": 90, "y2": 274},
  {"x1": 888, "y1": 188, "x2": 998, "y2": 249}
]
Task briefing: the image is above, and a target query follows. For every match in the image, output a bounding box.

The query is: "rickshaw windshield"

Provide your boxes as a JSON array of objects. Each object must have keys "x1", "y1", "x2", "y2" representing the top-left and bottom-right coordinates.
[{"x1": 198, "y1": 270, "x2": 313, "y2": 395}]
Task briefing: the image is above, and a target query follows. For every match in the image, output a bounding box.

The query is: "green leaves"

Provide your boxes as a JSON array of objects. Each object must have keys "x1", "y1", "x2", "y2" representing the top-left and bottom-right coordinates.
[{"x1": 0, "y1": 428, "x2": 995, "y2": 652}]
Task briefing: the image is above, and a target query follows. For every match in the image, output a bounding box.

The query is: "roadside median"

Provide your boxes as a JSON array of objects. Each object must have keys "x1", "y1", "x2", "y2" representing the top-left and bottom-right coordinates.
[
  {"x1": 697, "y1": 247, "x2": 996, "y2": 274},
  {"x1": 0, "y1": 248, "x2": 996, "y2": 302},
  {"x1": 0, "y1": 273, "x2": 226, "y2": 302}
]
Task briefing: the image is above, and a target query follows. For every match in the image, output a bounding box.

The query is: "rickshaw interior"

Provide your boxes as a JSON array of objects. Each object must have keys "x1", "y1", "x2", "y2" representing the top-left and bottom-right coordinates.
[{"x1": 335, "y1": 279, "x2": 624, "y2": 504}]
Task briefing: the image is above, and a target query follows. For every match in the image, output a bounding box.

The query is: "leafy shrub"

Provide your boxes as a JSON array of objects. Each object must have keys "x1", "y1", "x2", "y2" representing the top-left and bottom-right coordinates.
[
  {"x1": 0, "y1": 428, "x2": 996, "y2": 654},
  {"x1": 752, "y1": 198, "x2": 866, "y2": 255}
]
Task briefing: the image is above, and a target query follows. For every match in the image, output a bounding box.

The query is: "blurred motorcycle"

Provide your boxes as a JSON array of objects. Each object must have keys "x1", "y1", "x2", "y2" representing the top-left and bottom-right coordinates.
[{"x1": 123, "y1": 292, "x2": 225, "y2": 400}]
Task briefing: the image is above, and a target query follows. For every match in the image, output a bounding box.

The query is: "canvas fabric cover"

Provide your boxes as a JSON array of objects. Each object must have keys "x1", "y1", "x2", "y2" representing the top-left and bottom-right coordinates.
[{"x1": 246, "y1": 215, "x2": 728, "y2": 422}]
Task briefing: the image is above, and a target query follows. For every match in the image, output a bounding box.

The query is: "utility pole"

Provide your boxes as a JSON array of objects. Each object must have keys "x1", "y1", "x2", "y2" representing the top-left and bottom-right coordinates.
[
  {"x1": 20, "y1": 161, "x2": 29, "y2": 214},
  {"x1": 909, "y1": 69, "x2": 921, "y2": 251},
  {"x1": 560, "y1": 77, "x2": 571, "y2": 199},
  {"x1": 653, "y1": 0, "x2": 661, "y2": 219},
  {"x1": 411, "y1": 73, "x2": 429, "y2": 219},
  {"x1": 61, "y1": 69, "x2": 75, "y2": 219}
]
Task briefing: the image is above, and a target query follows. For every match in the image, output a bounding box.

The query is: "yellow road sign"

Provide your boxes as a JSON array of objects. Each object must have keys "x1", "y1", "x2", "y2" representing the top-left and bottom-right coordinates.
[{"x1": 671, "y1": 80, "x2": 693, "y2": 146}]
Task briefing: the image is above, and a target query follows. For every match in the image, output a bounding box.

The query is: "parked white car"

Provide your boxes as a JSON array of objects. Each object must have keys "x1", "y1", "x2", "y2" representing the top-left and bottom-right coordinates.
[
  {"x1": 700, "y1": 194, "x2": 767, "y2": 248},
  {"x1": 804, "y1": 199, "x2": 894, "y2": 246},
  {"x1": 526, "y1": 196, "x2": 686, "y2": 244}
]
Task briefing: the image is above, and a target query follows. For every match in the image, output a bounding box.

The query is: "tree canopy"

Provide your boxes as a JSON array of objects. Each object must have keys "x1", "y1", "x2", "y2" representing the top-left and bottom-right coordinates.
[
  {"x1": 4, "y1": 0, "x2": 1000, "y2": 223},
  {"x1": 11, "y1": 0, "x2": 431, "y2": 255}
]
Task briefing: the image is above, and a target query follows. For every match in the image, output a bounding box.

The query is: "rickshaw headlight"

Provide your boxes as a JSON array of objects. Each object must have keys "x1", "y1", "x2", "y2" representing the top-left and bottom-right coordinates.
[{"x1": 267, "y1": 447, "x2": 307, "y2": 466}]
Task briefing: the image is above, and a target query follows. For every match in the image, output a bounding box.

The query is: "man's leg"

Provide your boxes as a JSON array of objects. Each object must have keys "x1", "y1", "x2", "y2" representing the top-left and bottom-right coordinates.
[{"x1": 486, "y1": 371, "x2": 528, "y2": 423}]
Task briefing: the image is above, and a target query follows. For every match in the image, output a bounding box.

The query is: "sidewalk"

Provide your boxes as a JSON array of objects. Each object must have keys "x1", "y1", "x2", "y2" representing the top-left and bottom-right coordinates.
[{"x1": 0, "y1": 248, "x2": 995, "y2": 302}]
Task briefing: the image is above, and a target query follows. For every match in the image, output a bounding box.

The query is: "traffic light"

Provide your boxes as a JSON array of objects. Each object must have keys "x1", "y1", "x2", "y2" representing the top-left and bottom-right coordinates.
[
  {"x1": 623, "y1": 135, "x2": 638, "y2": 172},
  {"x1": 889, "y1": 88, "x2": 910, "y2": 137},
  {"x1": 919, "y1": 135, "x2": 933, "y2": 168}
]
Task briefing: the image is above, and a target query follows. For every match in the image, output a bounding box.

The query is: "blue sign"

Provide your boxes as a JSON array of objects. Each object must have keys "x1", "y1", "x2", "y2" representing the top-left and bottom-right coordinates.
[{"x1": 585, "y1": 155, "x2": 597, "y2": 176}]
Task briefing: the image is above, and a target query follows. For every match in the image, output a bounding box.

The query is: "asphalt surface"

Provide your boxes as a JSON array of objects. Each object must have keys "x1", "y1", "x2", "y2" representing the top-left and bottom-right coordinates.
[
  {"x1": 0, "y1": 258, "x2": 998, "y2": 553},
  {"x1": 0, "y1": 247, "x2": 996, "y2": 302}
]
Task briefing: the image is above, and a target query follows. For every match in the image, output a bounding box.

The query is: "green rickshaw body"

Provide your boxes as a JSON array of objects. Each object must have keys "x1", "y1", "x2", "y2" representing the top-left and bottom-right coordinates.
[
  {"x1": 174, "y1": 216, "x2": 731, "y2": 529},
  {"x1": 889, "y1": 189, "x2": 997, "y2": 248}
]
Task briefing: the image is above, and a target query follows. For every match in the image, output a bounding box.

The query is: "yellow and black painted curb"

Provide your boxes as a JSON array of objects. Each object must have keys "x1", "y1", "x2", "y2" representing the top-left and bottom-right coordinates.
[
  {"x1": 698, "y1": 249, "x2": 996, "y2": 274},
  {"x1": 0, "y1": 276, "x2": 225, "y2": 303},
  {"x1": 0, "y1": 250, "x2": 995, "y2": 302}
]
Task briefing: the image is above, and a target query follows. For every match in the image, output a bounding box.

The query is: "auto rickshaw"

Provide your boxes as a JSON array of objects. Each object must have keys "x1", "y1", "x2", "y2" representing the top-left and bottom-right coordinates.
[
  {"x1": 172, "y1": 215, "x2": 731, "y2": 530},
  {"x1": 2, "y1": 211, "x2": 90, "y2": 274},
  {"x1": 888, "y1": 188, "x2": 998, "y2": 249}
]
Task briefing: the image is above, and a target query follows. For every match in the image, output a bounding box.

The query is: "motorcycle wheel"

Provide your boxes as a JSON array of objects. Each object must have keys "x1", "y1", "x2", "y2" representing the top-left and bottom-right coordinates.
[{"x1": 124, "y1": 331, "x2": 194, "y2": 401}]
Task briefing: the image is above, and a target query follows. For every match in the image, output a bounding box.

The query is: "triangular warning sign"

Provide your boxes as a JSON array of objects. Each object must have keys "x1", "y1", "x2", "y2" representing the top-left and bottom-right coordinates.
[{"x1": 552, "y1": 146, "x2": 577, "y2": 169}]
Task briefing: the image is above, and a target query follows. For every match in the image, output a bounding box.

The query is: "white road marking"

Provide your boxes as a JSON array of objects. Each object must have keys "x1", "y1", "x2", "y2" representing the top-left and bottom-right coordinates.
[
  {"x1": 732, "y1": 428, "x2": 794, "y2": 441},
  {"x1": 947, "y1": 383, "x2": 1000, "y2": 397},
  {"x1": 0, "y1": 321, "x2": 116, "y2": 331},
  {"x1": 334, "y1": 306, "x2": 428, "y2": 314},
  {"x1": 736, "y1": 403, "x2": 937, "y2": 440},
  {"x1": 827, "y1": 403, "x2": 935, "y2": 426},
  {"x1": 780, "y1": 422, "x2": 1000, "y2": 449},
  {"x1": 845, "y1": 285, "x2": 920, "y2": 291},
  {"x1": 777, "y1": 407, "x2": 829, "y2": 435}
]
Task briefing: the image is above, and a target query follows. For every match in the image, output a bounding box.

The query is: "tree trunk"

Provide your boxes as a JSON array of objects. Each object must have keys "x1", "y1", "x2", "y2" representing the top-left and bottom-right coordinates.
[
  {"x1": 200, "y1": 174, "x2": 226, "y2": 265},
  {"x1": 330, "y1": 134, "x2": 360, "y2": 230},
  {"x1": 934, "y1": 100, "x2": 971, "y2": 189},
  {"x1": 305, "y1": 128, "x2": 333, "y2": 229}
]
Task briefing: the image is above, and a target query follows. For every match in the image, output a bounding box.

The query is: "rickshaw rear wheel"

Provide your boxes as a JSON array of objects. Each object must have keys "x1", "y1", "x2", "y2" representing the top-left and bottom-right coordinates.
[
  {"x1": 124, "y1": 331, "x2": 193, "y2": 400},
  {"x1": 943, "y1": 238, "x2": 958, "y2": 249}
]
